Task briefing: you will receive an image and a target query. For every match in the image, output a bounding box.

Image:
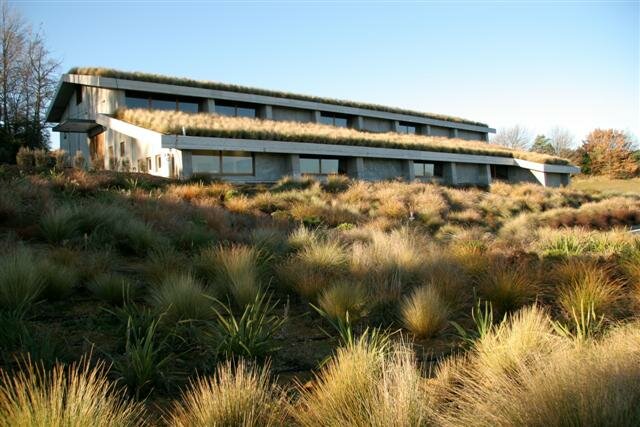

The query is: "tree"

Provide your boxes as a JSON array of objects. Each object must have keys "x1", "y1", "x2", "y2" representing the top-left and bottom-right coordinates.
[
  {"x1": 578, "y1": 129, "x2": 639, "y2": 178},
  {"x1": 548, "y1": 126, "x2": 575, "y2": 157},
  {"x1": 491, "y1": 125, "x2": 531, "y2": 150},
  {"x1": 0, "y1": 0, "x2": 59, "y2": 163},
  {"x1": 530, "y1": 134, "x2": 555, "y2": 155}
]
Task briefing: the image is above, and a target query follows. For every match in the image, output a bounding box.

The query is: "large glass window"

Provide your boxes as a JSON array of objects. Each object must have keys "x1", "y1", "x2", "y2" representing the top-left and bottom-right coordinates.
[
  {"x1": 192, "y1": 151, "x2": 221, "y2": 174},
  {"x1": 490, "y1": 165, "x2": 509, "y2": 180},
  {"x1": 414, "y1": 161, "x2": 443, "y2": 178},
  {"x1": 215, "y1": 102, "x2": 256, "y2": 118},
  {"x1": 125, "y1": 91, "x2": 201, "y2": 113},
  {"x1": 319, "y1": 113, "x2": 349, "y2": 128},
  {"x1": 151, "y1": 99, "x2": 177, "y2": 111},
  {"x1": 179, "y1": 101, "x2": 199, "y2": 113},
  {"x1": 301, "y1": 157, "x2": 343, "y2": 175},
  {"x1": 125, "y1": 94, "x2": 150, "y2": 109},
  {"x1": 398, "y1": 122, "x2": 417, "y2": 134},
  {"x1": 222, "y1": 151, "x2": 253, "y2": 174}
]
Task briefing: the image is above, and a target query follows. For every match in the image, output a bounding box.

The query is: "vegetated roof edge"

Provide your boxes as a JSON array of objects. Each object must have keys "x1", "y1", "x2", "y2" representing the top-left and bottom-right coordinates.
[
  {"x1": 68, "y1": 67, "x2": 489, "y2": 128},
  {"x1": 112, "y1": 108, "x2": 570, "y2": 166}
]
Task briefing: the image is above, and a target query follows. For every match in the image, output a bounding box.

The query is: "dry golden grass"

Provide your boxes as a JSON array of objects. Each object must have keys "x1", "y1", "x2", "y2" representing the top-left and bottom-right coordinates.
[
  {"x1": 71, "y1": 67, "x2": 486, "y2": 125},
  {"x1": 114, "y1": 108, "x2": 570, "y2": 165},
  {"x1": 317, "y1": 281, "x2": 368, "y2": 323},
  {"x1": 401, "y1": 283, "x2": 450, "y2": 338}
]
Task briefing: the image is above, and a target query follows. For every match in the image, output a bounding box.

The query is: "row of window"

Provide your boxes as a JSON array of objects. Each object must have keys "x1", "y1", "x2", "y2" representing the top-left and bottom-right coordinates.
[
  {"x1": 125, "y1": 92, "x2": 200, "y2": 113},
  {"x1": 192, "y1": 150, "x2": 254, "y2": 175}
]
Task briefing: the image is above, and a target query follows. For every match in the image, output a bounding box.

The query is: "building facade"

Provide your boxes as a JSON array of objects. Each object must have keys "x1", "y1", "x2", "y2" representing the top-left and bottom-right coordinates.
[{"x1": 46, "y1": 70, "x2": 579, "y2": 187}]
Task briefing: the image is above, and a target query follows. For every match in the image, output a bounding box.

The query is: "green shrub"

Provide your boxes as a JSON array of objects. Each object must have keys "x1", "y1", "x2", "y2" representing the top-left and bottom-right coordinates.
[
  {"x1": 39, "y1": 261, "x2": 78, "y2": 301},
  {"x1": 88, "y1": 273, "x2": 136, "y2": 306},
  {"x1": 401, "y1": 283, "x2": 449, "y2": 338},
  {"x1": 148, "y1": 273, "x2": 212, "y2": 323},
  {"x1": 166, "y1": 360, "x2": 287, "y2": 427},
  {"x1": 210, "y1": 292, "x2": 285, "y2": 359},
  {"x1": 39, "y1": 205, "x2": 78, "y2": 245},
  {"x1": 0, "y1": 248, "x2": 44, "y2": 313},
  {"x1": 0, "y1": 357, "x2": 145, "y2": 426}
]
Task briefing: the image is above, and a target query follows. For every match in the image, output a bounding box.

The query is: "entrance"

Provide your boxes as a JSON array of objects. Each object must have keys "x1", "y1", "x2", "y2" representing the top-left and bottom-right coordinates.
[{"x1": 89, "y1": 132, "x2": 105, "y2": 168}]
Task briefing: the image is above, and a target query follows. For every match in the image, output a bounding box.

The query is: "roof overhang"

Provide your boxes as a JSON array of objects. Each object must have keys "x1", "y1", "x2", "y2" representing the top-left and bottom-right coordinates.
[{"x1": 53, "y1": 119, "x2": 103, "y2": 134}]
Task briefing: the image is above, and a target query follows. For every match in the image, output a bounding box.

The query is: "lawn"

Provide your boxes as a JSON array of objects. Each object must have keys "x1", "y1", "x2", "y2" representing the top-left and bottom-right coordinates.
[
  {"x1": 1, "y1": 161, "x2": 639, "y2": 426},
  {"x1": 571, "y1": 175, "x2": 640, "y2": 194}
]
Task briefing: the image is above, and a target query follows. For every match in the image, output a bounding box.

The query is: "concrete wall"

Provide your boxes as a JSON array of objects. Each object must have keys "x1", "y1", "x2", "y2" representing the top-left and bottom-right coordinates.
[
  {"x1": 362, "y1": 117, "x2": 393, "y2": 133},
  {"x1": 457, "y1": 129, "x2": 484, "y2": 141},
  {"x1": 361, "y1": 158, "x2": 407, "y2": 181},
  {"x1": 430, "y1": 125, "x2": 450, "y2": 137},
  {"x1": 456, "y1": 163, "x2": 490, "y2": 186},
  {"x1": 272, "y1": 106, "x2": 312, "y2": 123}
]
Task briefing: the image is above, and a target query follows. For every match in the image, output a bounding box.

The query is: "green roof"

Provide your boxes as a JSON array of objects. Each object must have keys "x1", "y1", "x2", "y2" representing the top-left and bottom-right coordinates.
[{"x1": 69, "y1": 67, "x2": 489, "y2": 127}]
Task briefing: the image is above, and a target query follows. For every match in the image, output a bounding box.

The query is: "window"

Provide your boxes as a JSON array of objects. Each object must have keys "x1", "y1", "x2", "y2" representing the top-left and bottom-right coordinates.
[
  {"x1": 75, "y1": 86, "x2": 83, "y2": 105},
  {"x1": 215, "y1": 101, "x2": 256, "y2": 118},
  {"x1": 125, "y1": 91, "x2": 201, "y2": 112},
  {"x1": 155, "y1": 155, "x2": 162, "y2": 170},
  {"x1": 398, "y1": 122, "x2": 417, "y2": 134},
  {"x1": 146, "y1": 157, "x2": 152, "y2": 171},
  {"x1": 300, "y1": 156, "x2": 343, "y2": 175},
  {"x1": 414, "y1": 161, "x2": 443, "y2": 178},
  {"x1": 191, "y1": 150, "x2": 254, "y2": 175},
  {"x1": 490, "y1": 165, "x2": 509, "y2": 180},
  {"x1": 119, "y1": 141, "x2": 125, "y2": 157},
  {"x1": 319, "y1": 113, "x2": 349, "y2": 128}
]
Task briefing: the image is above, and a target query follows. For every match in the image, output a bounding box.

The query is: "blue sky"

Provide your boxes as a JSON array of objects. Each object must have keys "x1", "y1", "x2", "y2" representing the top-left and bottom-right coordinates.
[{"x1": 15, "y1": 0, "x2": 640, "y2": 147}]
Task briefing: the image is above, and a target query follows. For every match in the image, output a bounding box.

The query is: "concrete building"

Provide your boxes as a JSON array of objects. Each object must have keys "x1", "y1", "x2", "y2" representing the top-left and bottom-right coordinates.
[{"x1": 46, "y1": 69, "x2": 579, "y2": 187}]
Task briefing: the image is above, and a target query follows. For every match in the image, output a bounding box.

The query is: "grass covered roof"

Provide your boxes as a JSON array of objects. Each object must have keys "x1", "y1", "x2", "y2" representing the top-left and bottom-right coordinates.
[
  {"x1": 114, "y1": 108, "x2": 570, "y2": 165},
  {"x1": 69, "y1": 67, "x2": 488, "y2": 127}
]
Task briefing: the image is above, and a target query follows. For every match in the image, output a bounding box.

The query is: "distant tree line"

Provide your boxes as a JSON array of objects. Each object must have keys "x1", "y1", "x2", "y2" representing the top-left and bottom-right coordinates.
[
  {"x1": 493, "y1": 125, "x2": 639, "y2": 179},
  {"x1": 0, "y1": 0, "x2": 59, "y2": 163}
]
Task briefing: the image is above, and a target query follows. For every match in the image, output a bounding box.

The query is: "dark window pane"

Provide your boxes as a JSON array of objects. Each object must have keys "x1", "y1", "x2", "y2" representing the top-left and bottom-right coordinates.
[
  {"x1": 424, "y1": 163, "x2": 435, "y2": 177},
  {"x1": 321, "y1": 159, "x2": 340, "y2": 174},
  {"x1": 319, "y1": 115, "x2": 333, "y2": 126},
  {"x1": 300, "y1": 158, "x2": 320, "y2": 174},
  {"x1": 216, "y1": 105, "x2": 236, "y2": 116},
  {"x1": 334, "y1": 117, "x2": 348, "y2": 128},
  {"x1": 222, "y1": 151, "x2": 253, "y2": 174},
  {"x1": 192, "y1": 151, "x2": 221, "y2": 174},
  {"x1": 179, "y1": 101, "x2": 199, "y2": 113},
  {"x1": 151, "y1": 99, "x2": 177, "y2": 111},
  {"x1": 406, "y1": 126, "x2": 417, "y2": 134},
  {"x1": 126, "y1": 96, "x2": 149, "y2": 109},
  {"x1": 237, "y1": 107, "x2": 256, "y2": 118},
  {"x1": 398, "y1": 124, "x2": 408, "y2": 134},
  {"x1": 414, "y1": 162, "x2": 424, "y2": 177},
  {"x1": 434, "y1": 163, "x2": 443, "y2": 177}
]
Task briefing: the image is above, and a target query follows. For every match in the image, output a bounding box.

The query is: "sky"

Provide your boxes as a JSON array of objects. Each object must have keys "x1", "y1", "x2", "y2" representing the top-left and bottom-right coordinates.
[{"x1": 13, "y1": 0, "x2": 640, "y2": 149}]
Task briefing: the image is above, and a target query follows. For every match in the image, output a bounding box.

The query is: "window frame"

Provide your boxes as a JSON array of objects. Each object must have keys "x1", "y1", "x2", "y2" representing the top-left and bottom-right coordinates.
[
  {"x1": 119, "y1": 141, "x2": 125, "y2": 157},
  {"x1": 190, "y1": 150, "x2": 255, "y2": 176},
  {"x1": 300, "y1": 156, "x2": 344, "y2": 176},
  {"x1": 124, "y1": 91, "x2": 201, "y2": 113},
  {"x1": 214, "y1": 101, "x2": 257, "y2": 118},
  {"x1": 146, "y1": 157, "x2": 152, "y2": 172},
  {"x1": 155, "y1": 155, "x2": 162, "y2": 170},
  {"x1": 398, "y1": 122, "x2": 418, "y2": 134},
  {"x1": 319, "y1": 112, "x2": 350, "y2": 128},
  {"x1": 414, "y1": 161, "x2": 443, "y2": 178}
]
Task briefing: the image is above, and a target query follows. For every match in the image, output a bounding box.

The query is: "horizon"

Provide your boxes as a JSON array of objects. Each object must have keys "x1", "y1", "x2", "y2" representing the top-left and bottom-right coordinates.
[{"x1": 16, "y1": 0, "x2": 640, "y2": 149}]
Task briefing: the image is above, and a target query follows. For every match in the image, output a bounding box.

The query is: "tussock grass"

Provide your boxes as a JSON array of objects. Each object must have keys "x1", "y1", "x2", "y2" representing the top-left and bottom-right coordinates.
[
  {"x1": 553, "y1": 259, "x2": 624, "y2": 319},
  {"x1": 39, "y1": 261, "x2": 79, "y2": 301},
  {"x1": 72, "y1": 67, "x2": 486, "y2": 126},
  {"x1": 88, "y1": 273, "x2": 136, "y2": 306},
  {"x1": 0, "y1": 247, "x2": 44, "y2": 313},
  {"x1": 115, "y1": 108, "x2": 569, "y2": 165},
  {"x1": 0, "y1": 357, "x2": 145, "y2": 426},
  {"x1": 210, "y1": 245, "x2": 262, "y2": 307},
  {"x1": 401, "y1": 283, "x2": 450, "y2": 338},
  {"x1": 317, "y1": 281, "x2": 368, "y2": 323},
  {"x1": 166, "y1": 360, "x2": 287, "y2": 427},
  {"x1": 294, "y1": 339, "x2": 427, "y2": 426},
  {"x1": 148, "y1": 273, "x2": 212, "y2": 322},
  {"x1": 478, "y1": 261, "x2": 538, "y2": 315},
  {"x1": 39, "y1": 205, "x2": 78, "y2": 245}
]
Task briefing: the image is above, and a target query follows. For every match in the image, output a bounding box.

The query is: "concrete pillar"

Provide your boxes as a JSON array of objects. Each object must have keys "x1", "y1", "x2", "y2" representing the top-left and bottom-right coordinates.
[
  {"x1": 451, "y1": 128, "x2": 459, "y2": 138},
  {"x1": 312, "y1": 111, "x2": 321, "y2": 123},
  {"x1": 346, "y1": 157, "x2": 365, "y2": 180},
  {"x1": 114, "y1": 90, "x2": 126, "y2": 110},
  {"x1": 259, "y1": 105, "x2": 273, "y2": 120},
  {"x1": 352, "y1": 116, "x2": 364, "y2": 130},
  {"x1": 203, "y1": 99, "x2": 216, "y2": 113},
  {"x1": 443, "y1": 162, "x2": 458, "y2": 186},
  {"x1": 182, "y1": 151, "x2": 193, "y2": 178},
  {"x1": 391, "y1": 120, "x2": 400, "y2": 133},
  {"x1": 482, "y1": 164, "x2": 492, "y2": 187},
  {"x1": 422, "y1": 125, "x2": 432, "y2": 136},
  {"x1": 482, "y1": 132, "x2": 489, "y2": 142},
  {"x1": 288, "y1": 154, "x2": 301, "y2": 179},
  {"x1": 403, "y1": 160, "x2": 415, "y2": 181}
]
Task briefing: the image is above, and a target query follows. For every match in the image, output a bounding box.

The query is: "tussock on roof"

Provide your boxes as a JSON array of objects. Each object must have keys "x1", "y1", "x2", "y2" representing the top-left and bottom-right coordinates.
[
  {"x1": 114, "y1": 108, "x2": 570, "y2": 165},
  {"x1": 69, "y1": 67, "x2": 488, "y2": 127}
]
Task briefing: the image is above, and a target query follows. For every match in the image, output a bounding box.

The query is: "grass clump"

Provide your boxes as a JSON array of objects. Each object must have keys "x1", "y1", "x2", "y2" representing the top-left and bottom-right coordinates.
[
  {"x1": 0, "y1": 357, "x2": 145, "y2": 426},
  {"x1": 166, "y1": 359, "x2": 287, "y2": 427},
  {"x1": 401, "y1": 283, "x2": 449, "y2": 339},
  {"x1": 39, "y1": 261, "x2": 79, "y2": 301},
  {"x1": 148, "y1": 273, "x2": 212, "y2": 323},
  {"x1": 317, "y1": 281, "x2": 368, "y2": 324},
  {"x1": 0, "y1": 248, "x2": 44, "y2": 313},
  {"x1": 478, "y1": 261, "x2": 538, "y2": 315},
  {"x1": 210, "y1": 245, "x2": 262, "y2": 307},
  {"x1": 39, "y1": 205, "x2": 78, "y2": 245},
  {"x1": 88, "y1": 273, "x2": 136, "y2": 306}
]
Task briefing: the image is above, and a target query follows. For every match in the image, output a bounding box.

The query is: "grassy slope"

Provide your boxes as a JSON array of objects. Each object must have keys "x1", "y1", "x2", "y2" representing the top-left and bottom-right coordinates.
[
  {"x1": 69, "y1": 67, "x2": 488, "y2": 126},
  {"x1": 114, "y1": 108, "x2": 571, "y2": 165},
  {"x1": 571, "y1": 176, "x2": 640, "y2": 195}
]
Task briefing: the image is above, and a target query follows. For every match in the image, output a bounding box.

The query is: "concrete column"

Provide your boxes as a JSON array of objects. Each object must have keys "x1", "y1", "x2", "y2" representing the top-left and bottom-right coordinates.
[
  {"x1": 422, "y1": 125, "x2": 432, "y2": 136},
  {"x1": 443, "y1": 162, "x2": 458, "y2": 186},
  {"x1": 182, "y1": 151, "x2": 193, "y2": 178},
  {"x1": 451, "y1": 128, "x2": 459, "y2": 138},
  {"x1": 482, "y1": 132, "x2": 489, "y2": 142},
  {"x1": 288, "y1": 154, "x2": 301, "y2": 179},
  {"x1": 259, "y1": 105, "x2": 273, "y2": 120},
  {"x1": 391, "y1": 120, "x2": 400, "y2": 133},
  {"x1": 482, "y1": 164, "x2": 492, "y2": 187},
  {"x1": 403, "y1": 160, "x2": 415, "y2": 181},
  {"x1": 346, "y1": 157, "x2": 365, "y2": 179},
  {"x1": 114, "y1": 90, "x2": 126, "y2": 110},
  {"x1": 352, "y1": 116, "x2": 364, "y2": 130},
  {"x1": 312, "y1": 111, "x2": 321, "y2": 123},
  {"x1": 204, "y1": 99, "x2": 216, "y2": 113}
]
